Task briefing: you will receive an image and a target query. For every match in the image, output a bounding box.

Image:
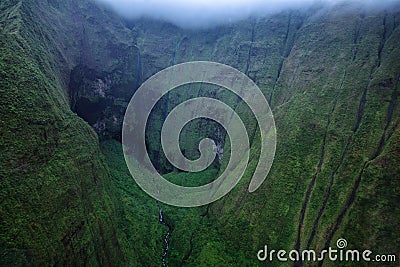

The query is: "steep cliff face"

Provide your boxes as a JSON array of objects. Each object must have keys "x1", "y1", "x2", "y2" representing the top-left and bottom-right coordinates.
[
  {"x1": 128, "y1": 5, "x2": 400, "y2": 266},
  {"x1": 1, "y1": 0, "x2": 400, "y2": 266},
  {"x1": 0, "y1": 0, "x2": 135, "y2": 265}
]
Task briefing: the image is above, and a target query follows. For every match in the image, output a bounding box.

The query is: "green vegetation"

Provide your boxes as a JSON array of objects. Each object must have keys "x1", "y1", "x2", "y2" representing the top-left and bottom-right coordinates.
[
  {"x1": 129, "y1": 8, "x2": 400, "y2": 266},
  {"x1": 0, "y1": 0, "x2": 132, "y2": 265},
  {"x1": 1, "y1": 0, "x2": 399, "y2": 266}
]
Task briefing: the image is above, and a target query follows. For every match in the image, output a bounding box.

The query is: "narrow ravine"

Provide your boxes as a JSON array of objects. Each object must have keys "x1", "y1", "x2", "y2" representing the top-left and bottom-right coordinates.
[
  {"x1": 306, "y1": 74, "x2": 368, "y2": 248},
  {"x1": 377, "y1": 13, "x2": 388, "y2": 68},
  {"x1": 244, "y1": 21, "x2": 255, "y2": 76},
  {"x1": 158, "y1": 38, "x2": 183, "y2": 168},
  {"x1": 373, "y1": 74, "x2": 399, "y2": 158},
  {"x1": 294, "y1": 69, "x2": 347, "y2": 258},
  {"x1": 136, "y1": 49, "x2": 142, "y2": 88},
  {"x1": 295, "y1": 21, "x2": 366, "y2": 259},
  {"x1": 315, "y1": 19, "x2": 397, "y2": 265},
  {"x1": 180, "y1": 205, "x2": 210, "y2": 266},
  {"x1": 269, "y1": 13, "x2": 304, "y2": 105},
  {"x1": 162, "y1": 38, "x2": 183, "y2": 120},
  {"x1": 316, "y1": 161, "x2": 367, "y2": 267},
  {"x1": 318, "y1": 73, "x2": 399, "y2": 267},
  {"x1": 226, "y1": 20, "x2": 256, "y2": 130},
  {"x1": 72, "y1": 0, "x2": 91, "y2": 65}
]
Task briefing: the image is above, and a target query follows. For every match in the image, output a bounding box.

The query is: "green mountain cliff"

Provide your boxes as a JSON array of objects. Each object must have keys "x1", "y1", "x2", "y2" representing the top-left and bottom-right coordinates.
[{"x1": 1, "y1": 0, "x2": 399, "y2": 266}]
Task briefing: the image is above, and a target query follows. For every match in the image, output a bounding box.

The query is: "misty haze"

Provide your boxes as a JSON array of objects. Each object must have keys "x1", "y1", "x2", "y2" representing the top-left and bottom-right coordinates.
[{"x1": 95, "y1": 0, "x2": 400, "y2": 28}]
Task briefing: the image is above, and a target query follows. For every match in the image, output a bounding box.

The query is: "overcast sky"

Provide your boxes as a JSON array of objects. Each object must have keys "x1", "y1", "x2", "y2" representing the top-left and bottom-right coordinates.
[{"x1": 95, "y1": 0, "x2": 399, "y2": 28}]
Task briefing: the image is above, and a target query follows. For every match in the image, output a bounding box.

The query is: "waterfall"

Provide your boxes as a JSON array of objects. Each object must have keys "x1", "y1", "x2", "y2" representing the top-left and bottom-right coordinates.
[
  {"x1": 136, "y1": 50, "x2": 142, "y2": 88},
  {"x1": 156, "y1": 200, "x2": 172, "y2": 267}
]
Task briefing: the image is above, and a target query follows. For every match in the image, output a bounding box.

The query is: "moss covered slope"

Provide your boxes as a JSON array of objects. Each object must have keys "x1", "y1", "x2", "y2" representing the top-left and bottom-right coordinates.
[
  {"x1": 1, "y1": 0, "x2": 399, "y2": 266},
  {"x1": 0, "y1": 0, "x2": 134, "y2": 265}
]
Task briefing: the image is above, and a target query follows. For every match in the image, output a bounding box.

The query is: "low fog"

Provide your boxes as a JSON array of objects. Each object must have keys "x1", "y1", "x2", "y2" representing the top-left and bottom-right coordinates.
[{"x1": 95, "y1": 0, "x2": 399, "y2": 28}]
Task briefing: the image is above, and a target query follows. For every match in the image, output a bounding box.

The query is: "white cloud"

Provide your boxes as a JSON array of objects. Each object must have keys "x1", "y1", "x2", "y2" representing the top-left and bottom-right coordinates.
[{"x1": 95, "y1": 0, "x2": 400, "y2": 28}]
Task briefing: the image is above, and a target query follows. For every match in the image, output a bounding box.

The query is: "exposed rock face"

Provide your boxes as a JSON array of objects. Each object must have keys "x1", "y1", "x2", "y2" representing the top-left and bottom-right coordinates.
[{"x1": 69, "y1": 65, "x2": 131, "y2": 140}]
